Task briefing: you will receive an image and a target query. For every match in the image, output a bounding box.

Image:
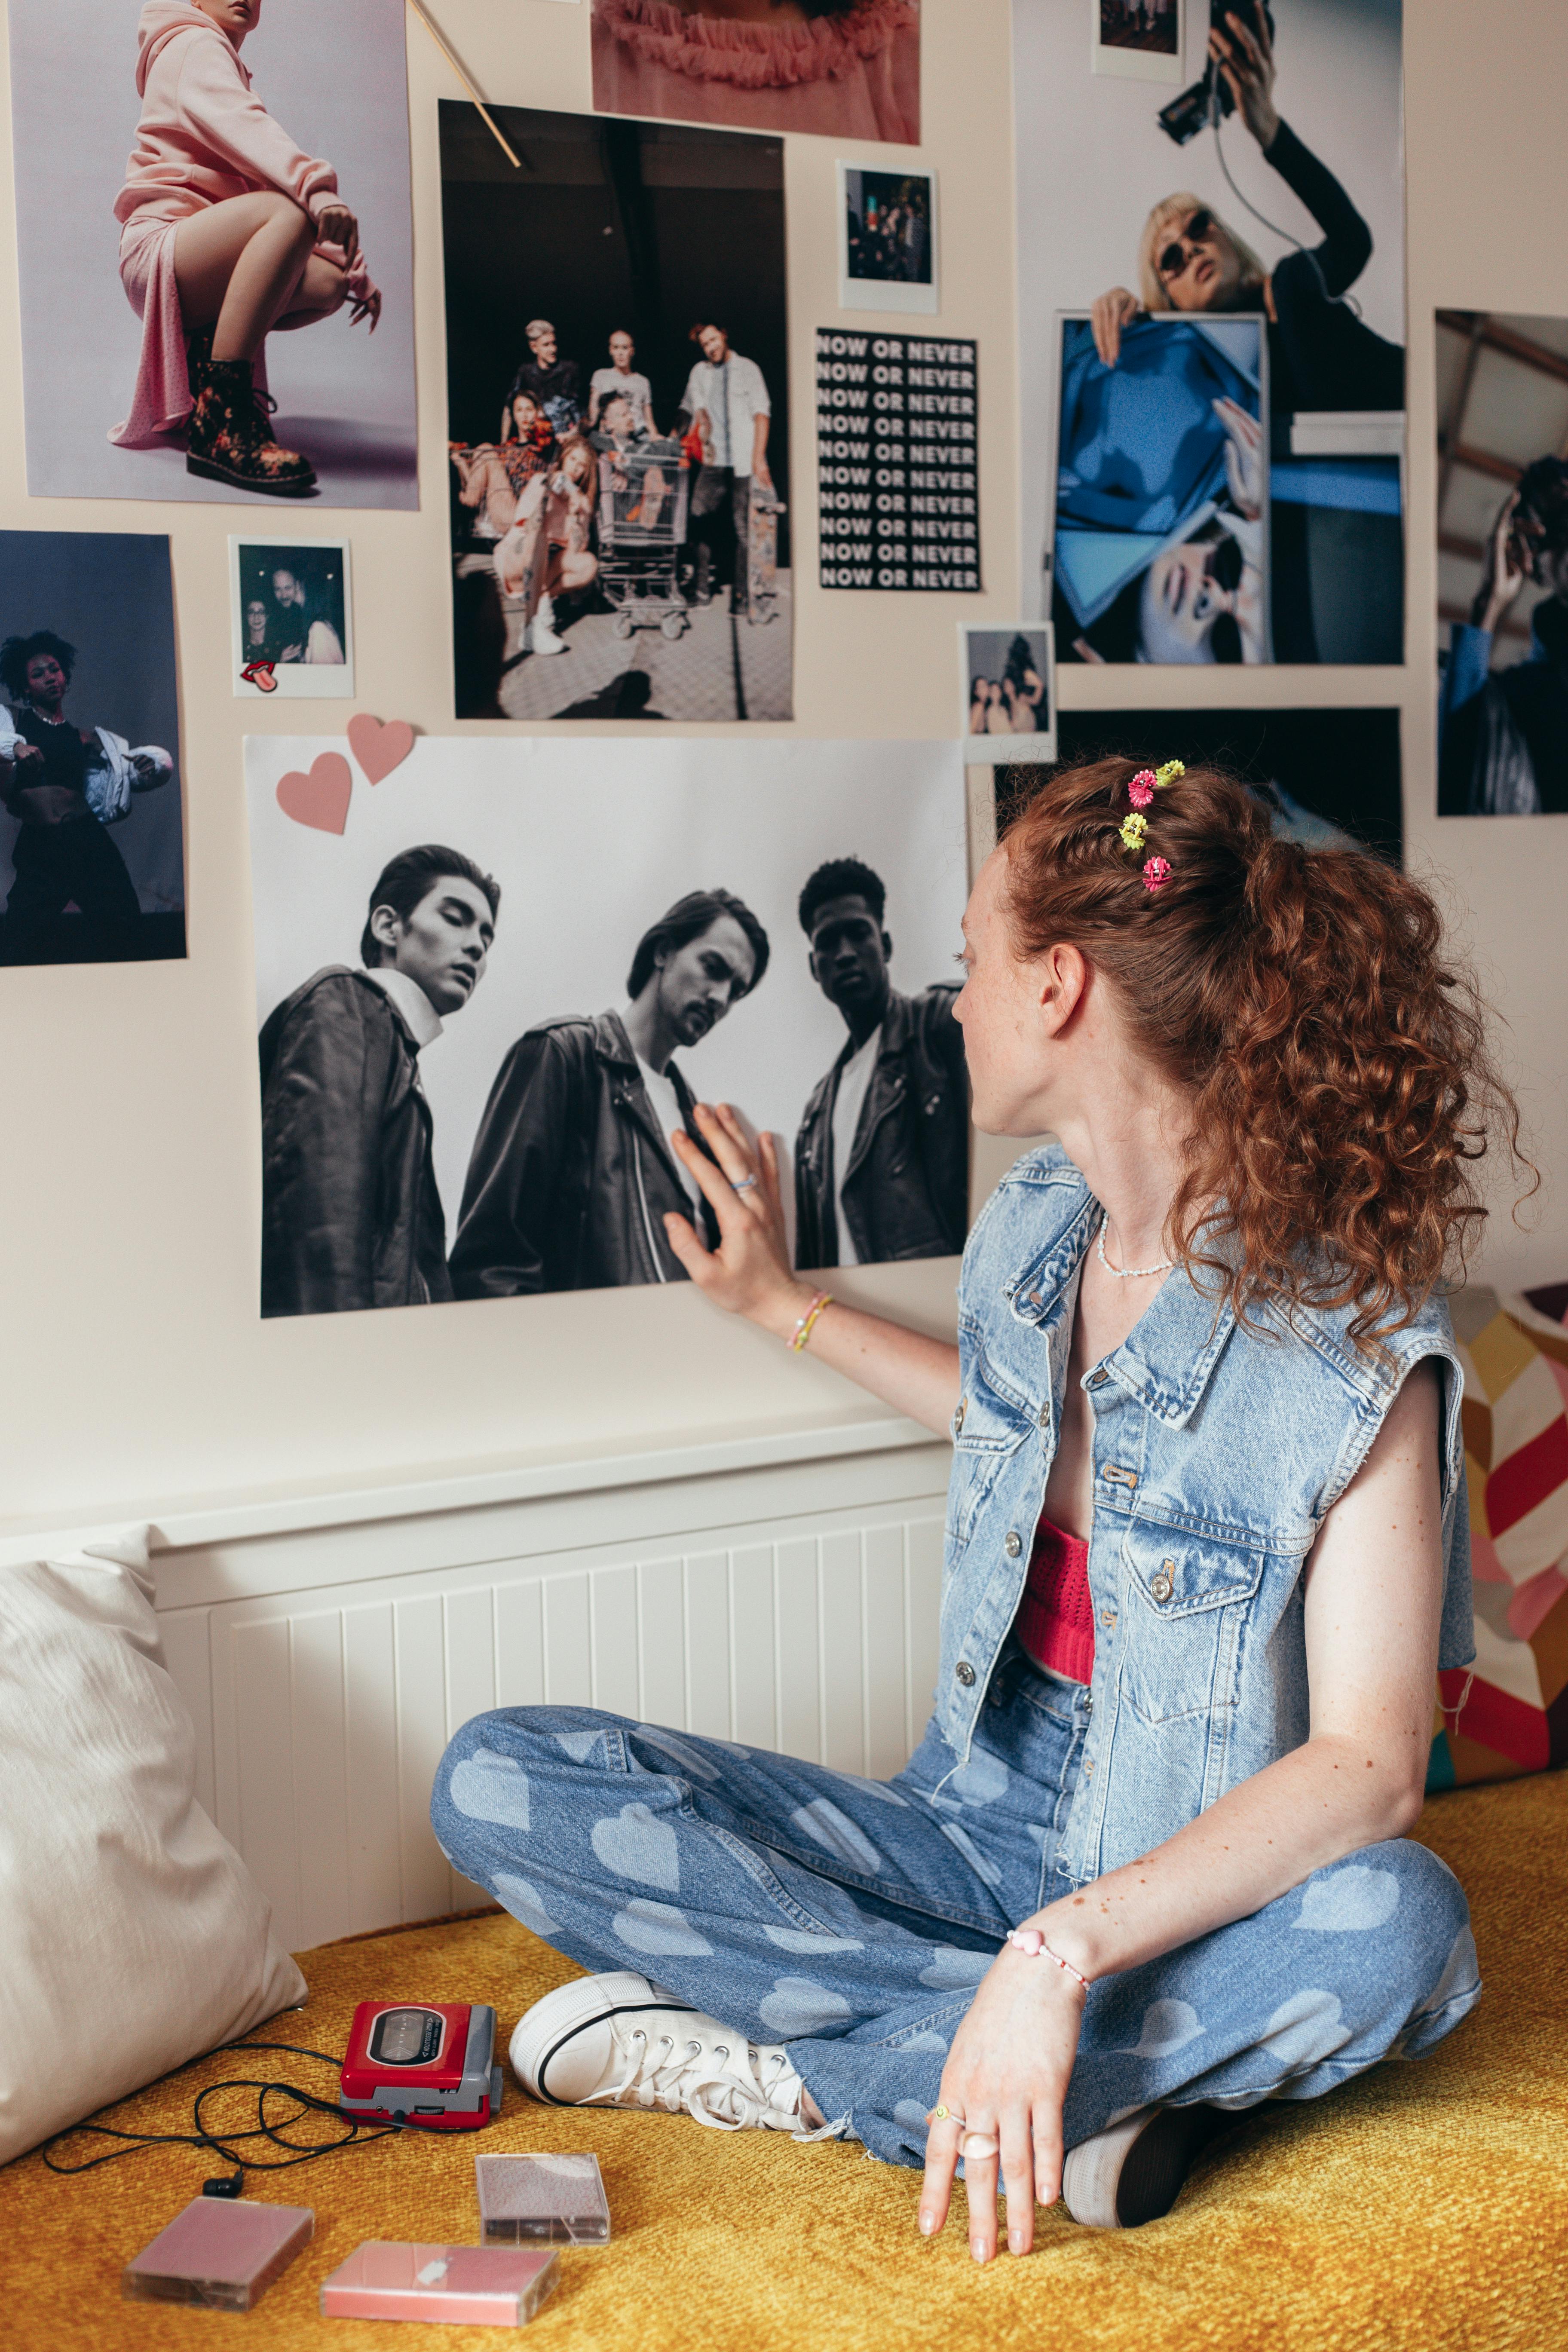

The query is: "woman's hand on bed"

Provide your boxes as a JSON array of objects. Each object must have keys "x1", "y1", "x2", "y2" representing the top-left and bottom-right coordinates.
[
  {"x1": 920, "y1": 1946, "x2": 1087, "y2": 2260},
  {"x1": 349, "y1": 280, "x2": 382, "y2": 332},
  {"x1": 1091, "y1": 288, "x2": 1139, "y2": 368},
  {"x1": 1210, "y1": 9, "x2": 1279, "y2": 151}
]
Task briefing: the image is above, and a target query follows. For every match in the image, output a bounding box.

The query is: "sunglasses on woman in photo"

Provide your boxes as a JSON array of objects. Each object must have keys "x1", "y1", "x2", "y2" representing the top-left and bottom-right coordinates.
[{"x1": 1158, "y1": 208, "x2": 1215, "y2": 280}]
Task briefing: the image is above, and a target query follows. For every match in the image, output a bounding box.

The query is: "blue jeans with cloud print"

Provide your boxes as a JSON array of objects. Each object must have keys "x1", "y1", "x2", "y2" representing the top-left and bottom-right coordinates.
[{"x1": 432, "y1": 1648, "x2": 1481, "y2": 2170}]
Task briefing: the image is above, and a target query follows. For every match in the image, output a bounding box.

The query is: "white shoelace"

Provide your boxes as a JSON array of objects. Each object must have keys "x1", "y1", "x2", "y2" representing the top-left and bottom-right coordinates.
[{"x1": 597, "y1": 2021, "x2": 840, "y2": 2140}]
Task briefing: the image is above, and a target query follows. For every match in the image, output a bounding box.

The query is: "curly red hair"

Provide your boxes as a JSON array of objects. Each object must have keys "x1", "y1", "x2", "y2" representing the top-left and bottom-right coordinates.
[{"x1": 1000, "y1": 760, "x2": 1531, "y2": 1347}]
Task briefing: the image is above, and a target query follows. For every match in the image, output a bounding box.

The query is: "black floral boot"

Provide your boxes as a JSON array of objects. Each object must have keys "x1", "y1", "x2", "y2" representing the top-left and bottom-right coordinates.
[{"x1": 185, "y1": 357, "x2": 317, "y2": 498}]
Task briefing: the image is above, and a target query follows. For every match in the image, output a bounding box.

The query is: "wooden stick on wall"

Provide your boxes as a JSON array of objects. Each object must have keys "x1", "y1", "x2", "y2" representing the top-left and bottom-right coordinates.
[{"x1": 406, "y1": 0, "x2": 521, "y2": 170}]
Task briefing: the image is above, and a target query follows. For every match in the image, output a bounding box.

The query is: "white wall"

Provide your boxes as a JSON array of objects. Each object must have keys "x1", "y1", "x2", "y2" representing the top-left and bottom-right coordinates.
[{"x1": 0, "y1": 0, "x2": 1560, "y2": 1538}]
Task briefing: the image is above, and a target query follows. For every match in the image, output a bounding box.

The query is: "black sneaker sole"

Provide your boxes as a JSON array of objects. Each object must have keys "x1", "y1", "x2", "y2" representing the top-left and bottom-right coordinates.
[
  {"x1": 1063, "y1": 2102, "x2": 1244, "y2": 2230},
  {"x1": 186, "y1": 455, "x2": 317, "y2": 498}
]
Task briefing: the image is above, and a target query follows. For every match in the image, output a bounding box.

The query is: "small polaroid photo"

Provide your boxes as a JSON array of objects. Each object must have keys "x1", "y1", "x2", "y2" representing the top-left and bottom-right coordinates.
[
  {"x1": 231, "y1": 538, "x2": 354, "y2": 700},
  {"x1": 962, "y1": 623, "x2": 1055, "y2": 764},
  {"x1": 1091, "y1": 0, "x2": 1185, "y2": 83},
  {"x1": 838, "y1": 164, "x2": 937, "y2": 316}
]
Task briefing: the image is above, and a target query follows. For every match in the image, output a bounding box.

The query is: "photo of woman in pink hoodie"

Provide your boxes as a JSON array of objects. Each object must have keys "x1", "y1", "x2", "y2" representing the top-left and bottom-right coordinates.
[{"x1": 112, "y1": 0, "x2": 383, "y2": 496}]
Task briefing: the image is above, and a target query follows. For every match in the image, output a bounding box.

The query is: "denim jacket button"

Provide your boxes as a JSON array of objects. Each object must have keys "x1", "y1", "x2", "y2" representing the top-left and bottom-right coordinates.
[
  {"x1": 1004, "y1": 1531, "x2": 1023, "y2": 1559},
  {"x1": 1088, "y1": 1368, "x2": 1109, "y2": 1389},
  {"x1": 1151, "y1": 1562, "x2": 1176, "y2": 1603},
  {"x1": 955, "y1": 1660, "x2": 976, "y2": 1686},
  {"x1": 952, "y1": 1396, "x2": 967, "y2": 1437}
]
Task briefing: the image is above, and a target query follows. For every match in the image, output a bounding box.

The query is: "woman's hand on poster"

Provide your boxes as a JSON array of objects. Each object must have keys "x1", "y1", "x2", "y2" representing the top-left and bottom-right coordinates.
[
  {"x1": 752, "y1": 454, "x2": 774, "y2": 495},
  {"x1": 921, "y1": 1945, "x2": 1086, "y2": 2262},
  {"x1": 1472, "y1": 488, "x2": 1531, "y2": 631},
  {"x1": 130, "y1": 752, "x2": 165, "y2": 787},
  {"x1": 1210, "y1": 7, "x2": 1280, "y2": 150},
  {"x1": 664, "y1": 1105, "x2": 810, "y2": 1336},
  {"x1": 1215, "y1": 396, "x2": 1264, "y2": 520},
  {"x1": 1090, "y1": 287, "x2": 1140, "y2": 369}
]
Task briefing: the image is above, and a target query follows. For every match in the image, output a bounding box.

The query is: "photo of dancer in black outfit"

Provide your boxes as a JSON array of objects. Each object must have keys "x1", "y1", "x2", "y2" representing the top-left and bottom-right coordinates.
[{"x1": 0, "y1": 631, "x2": 173, "y2": 964}]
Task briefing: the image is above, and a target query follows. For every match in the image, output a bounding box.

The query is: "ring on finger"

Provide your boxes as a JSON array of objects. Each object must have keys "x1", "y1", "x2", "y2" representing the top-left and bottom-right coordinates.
[
  {"x1": 961, "y1": 2131, "x2": 1000, "y2": 2162},
  {"x1": 928, "y1": 2104, "x2": 964, "y2": 2127},
  {"x1": 730, "y1": 1175, "x2": 758, "y2": 1193}
]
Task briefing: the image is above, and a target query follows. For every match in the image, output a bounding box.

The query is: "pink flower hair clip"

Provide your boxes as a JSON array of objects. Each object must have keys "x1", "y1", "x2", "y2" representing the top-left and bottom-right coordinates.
[
  {"x1": 1127, "y1": 768, "x2": 1156, "y2": 809},
  {"x1": 1142, "y1": 855, "x2": 1173, "y2": 893}
]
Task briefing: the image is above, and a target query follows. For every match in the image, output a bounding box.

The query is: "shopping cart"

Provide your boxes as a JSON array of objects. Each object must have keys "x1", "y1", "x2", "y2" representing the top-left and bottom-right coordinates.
[{"x1": 595, "y1": 439, "x2": 691, "y2": 641}]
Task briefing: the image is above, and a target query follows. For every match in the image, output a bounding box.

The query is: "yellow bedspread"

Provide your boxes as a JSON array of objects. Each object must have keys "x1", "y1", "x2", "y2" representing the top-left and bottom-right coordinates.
[{"x1": 5, "y1": 1773, "x2": 1564, "y2": 2352}]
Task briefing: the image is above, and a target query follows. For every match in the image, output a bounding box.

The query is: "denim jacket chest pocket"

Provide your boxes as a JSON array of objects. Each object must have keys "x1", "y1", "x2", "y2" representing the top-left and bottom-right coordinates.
[
  {"x1": 946, "y1": 1342, "x2": 1037, "y2": 1546},
  {"x1": 1118, "y1": 1516, "x2": 1267, "y2": 1726}
]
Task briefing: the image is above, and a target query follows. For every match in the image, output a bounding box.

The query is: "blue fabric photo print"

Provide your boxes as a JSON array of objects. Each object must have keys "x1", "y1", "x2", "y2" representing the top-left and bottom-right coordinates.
[{"x1": 1054, "y1": 315, "x2": 1264, "y2": 628}]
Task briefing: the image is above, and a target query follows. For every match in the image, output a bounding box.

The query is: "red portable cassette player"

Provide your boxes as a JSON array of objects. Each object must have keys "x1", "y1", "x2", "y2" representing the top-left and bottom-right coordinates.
[{"x1": 339, "y1": 2003, "x2": 502, "y2": 2132}]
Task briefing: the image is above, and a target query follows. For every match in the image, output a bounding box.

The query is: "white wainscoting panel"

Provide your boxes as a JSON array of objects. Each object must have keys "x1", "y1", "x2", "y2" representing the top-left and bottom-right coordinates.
[{"x1": 158, "y1": 1455, "x2": 949, "y2": 1954}]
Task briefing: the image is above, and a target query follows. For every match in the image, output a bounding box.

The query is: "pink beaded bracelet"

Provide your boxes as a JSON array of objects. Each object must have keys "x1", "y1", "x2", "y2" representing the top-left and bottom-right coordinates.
[{"x1": 1005, "y1": 1926, "x2": 1090, "y2": 1988}]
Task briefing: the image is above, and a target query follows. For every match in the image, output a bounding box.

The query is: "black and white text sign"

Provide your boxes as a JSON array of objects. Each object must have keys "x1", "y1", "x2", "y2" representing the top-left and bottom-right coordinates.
[{"x1": 816, "y1": 330, "x2": 980, "y2": 592}]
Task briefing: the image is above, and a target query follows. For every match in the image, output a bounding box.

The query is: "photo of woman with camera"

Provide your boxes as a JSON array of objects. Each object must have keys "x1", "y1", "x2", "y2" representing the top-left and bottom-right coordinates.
[{"x1": 1087, "y1": 8, "x2": 1403, "y2": 416}]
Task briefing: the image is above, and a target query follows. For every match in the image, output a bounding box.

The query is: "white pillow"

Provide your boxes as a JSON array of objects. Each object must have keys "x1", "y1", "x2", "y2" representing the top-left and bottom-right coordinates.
[{"x1": 0, "y1": 1527, "x2": 306, "y2": 2165}]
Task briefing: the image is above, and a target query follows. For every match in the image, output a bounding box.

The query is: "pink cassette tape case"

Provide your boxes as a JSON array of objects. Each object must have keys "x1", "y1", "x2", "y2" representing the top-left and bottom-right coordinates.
[
  {"x1": 320, "y1": 2242, "x2": 560, "y2": 2326},
  {"x1": 122, "y1": 2199, "x2": 314, "y2": 2312}
]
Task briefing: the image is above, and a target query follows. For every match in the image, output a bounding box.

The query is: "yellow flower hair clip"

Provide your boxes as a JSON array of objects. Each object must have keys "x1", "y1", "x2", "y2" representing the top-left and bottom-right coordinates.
[
  {"x1": 1154, "y1": 759, "x2": 1185, "y2": 787},
  {"x1": 1119, "y1": 812, "x2": 1148, "y2": 853}
]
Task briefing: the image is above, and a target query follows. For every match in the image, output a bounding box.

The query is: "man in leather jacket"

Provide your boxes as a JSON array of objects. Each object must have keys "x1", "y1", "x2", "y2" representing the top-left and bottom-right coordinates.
[
  {"x1": 793, "y1": 858, "x2": 969, "y2": 1270},
  {"x1": 259, "y1": 844, "x2": 499, "y2": 1317},
  {"x1": 449, "y1": 888, "x2": 769, "y2": 1296}
]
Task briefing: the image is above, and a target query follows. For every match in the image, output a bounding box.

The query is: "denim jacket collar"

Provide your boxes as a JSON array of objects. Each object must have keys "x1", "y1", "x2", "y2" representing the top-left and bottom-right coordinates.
[{"x1": 1001, "y1": 1158, "x2": 1238, "y2": 1429}]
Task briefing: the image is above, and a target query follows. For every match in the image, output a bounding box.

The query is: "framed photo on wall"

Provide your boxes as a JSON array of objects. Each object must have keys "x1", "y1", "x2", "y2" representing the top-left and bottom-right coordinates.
[
  {"x1": 962, "y1": 622, "x2": 1055, "y2": 762},
  {"x1": 1092, "y1": 0, "x2": 1185, "y2": 83},
  {"x1": 839, "y1": 165, "x2": 938, "y2": 317},
  {"x1": 0, "y1": 528, "x2": 185, "y2": 966},
  {"x1": 231, "y1": 539, "x2": 355, "y2": 700}
]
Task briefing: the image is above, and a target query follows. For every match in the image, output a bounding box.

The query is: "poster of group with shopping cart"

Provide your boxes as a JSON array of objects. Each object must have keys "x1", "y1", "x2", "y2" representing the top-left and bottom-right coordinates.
[{"x1": 441, "y1": 101, "x2": 791, "y2": 725}]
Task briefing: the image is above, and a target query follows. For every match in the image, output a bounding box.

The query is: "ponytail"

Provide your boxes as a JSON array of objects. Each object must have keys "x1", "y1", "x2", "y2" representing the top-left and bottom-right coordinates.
[{"x1": 1001, "y1": 761, "x2": 1531, "y2": 1347}]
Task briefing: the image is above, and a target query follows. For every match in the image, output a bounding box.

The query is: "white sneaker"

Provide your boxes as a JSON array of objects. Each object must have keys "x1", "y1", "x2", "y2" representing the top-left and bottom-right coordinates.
[
  {"x1": 509, "y1": 1971, "x2": 836, "y2": 2138},
  {"x1": 530, "y1": 593, "x2": 567, "y2": 653}
]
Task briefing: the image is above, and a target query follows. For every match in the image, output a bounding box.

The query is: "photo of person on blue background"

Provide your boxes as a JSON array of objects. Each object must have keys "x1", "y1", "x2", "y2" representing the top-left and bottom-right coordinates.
[{"x1": 1053, "y1": 314, "x2": 1265, "y2": 663}]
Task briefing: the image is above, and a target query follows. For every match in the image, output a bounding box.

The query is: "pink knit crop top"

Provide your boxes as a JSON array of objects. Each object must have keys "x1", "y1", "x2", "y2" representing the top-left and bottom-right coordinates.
[{"x1": 1015, "y1": 1515, "x2": 1094, "y2": 1687}]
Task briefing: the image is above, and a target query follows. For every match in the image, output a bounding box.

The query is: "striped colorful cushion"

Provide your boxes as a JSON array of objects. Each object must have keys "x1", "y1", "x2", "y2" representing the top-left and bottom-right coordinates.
[{"x1": 1427, "y1": 1283, "x2": 1568, "y2": 1790}]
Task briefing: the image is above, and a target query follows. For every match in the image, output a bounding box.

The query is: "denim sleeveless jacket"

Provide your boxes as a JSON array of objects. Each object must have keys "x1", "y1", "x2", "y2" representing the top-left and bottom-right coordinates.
[{"x1": 937, "y1": 1144, "x2": 1474, "y2": 1883}]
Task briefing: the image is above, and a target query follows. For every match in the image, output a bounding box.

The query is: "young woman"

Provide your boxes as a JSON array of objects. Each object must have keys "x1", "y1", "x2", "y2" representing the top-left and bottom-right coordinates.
[
  {"x1": 1088, "y1": 9, "x2": 1402, "y2": 414},
  {"x1": 113, "y1": 0, "x2": 382, "y2": 496},
  {"x1": 493, "y1": 435, "x2": 601, "y2": 652},
  {"x1": 590, "y1": 0, "x2": 920, "y2": 146},
  {"x1": 588, "y1": 331, "x2": 658, "y2": 435},
  {"x1": 450, "y1": 394, "x2": 560, "y2": 542},
  {"x1": 434, "y1": 761, "x2": 1513, "y2": 2253}
]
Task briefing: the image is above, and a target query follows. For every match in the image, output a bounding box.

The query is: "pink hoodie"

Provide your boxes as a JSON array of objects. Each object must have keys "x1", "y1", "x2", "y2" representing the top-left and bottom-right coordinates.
[{"x1": 114, "y1": 0, "x2": 340, "y2": 229}]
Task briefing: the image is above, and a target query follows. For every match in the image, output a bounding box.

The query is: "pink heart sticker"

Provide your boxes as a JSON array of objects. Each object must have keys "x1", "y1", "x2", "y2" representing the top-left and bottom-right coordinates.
[
  {"x1": 276, "y1": 752, "x2": 352, "y2": 835},
  {"x1": 348, "y1": 713, "x2": 415, "y2": 784}
]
